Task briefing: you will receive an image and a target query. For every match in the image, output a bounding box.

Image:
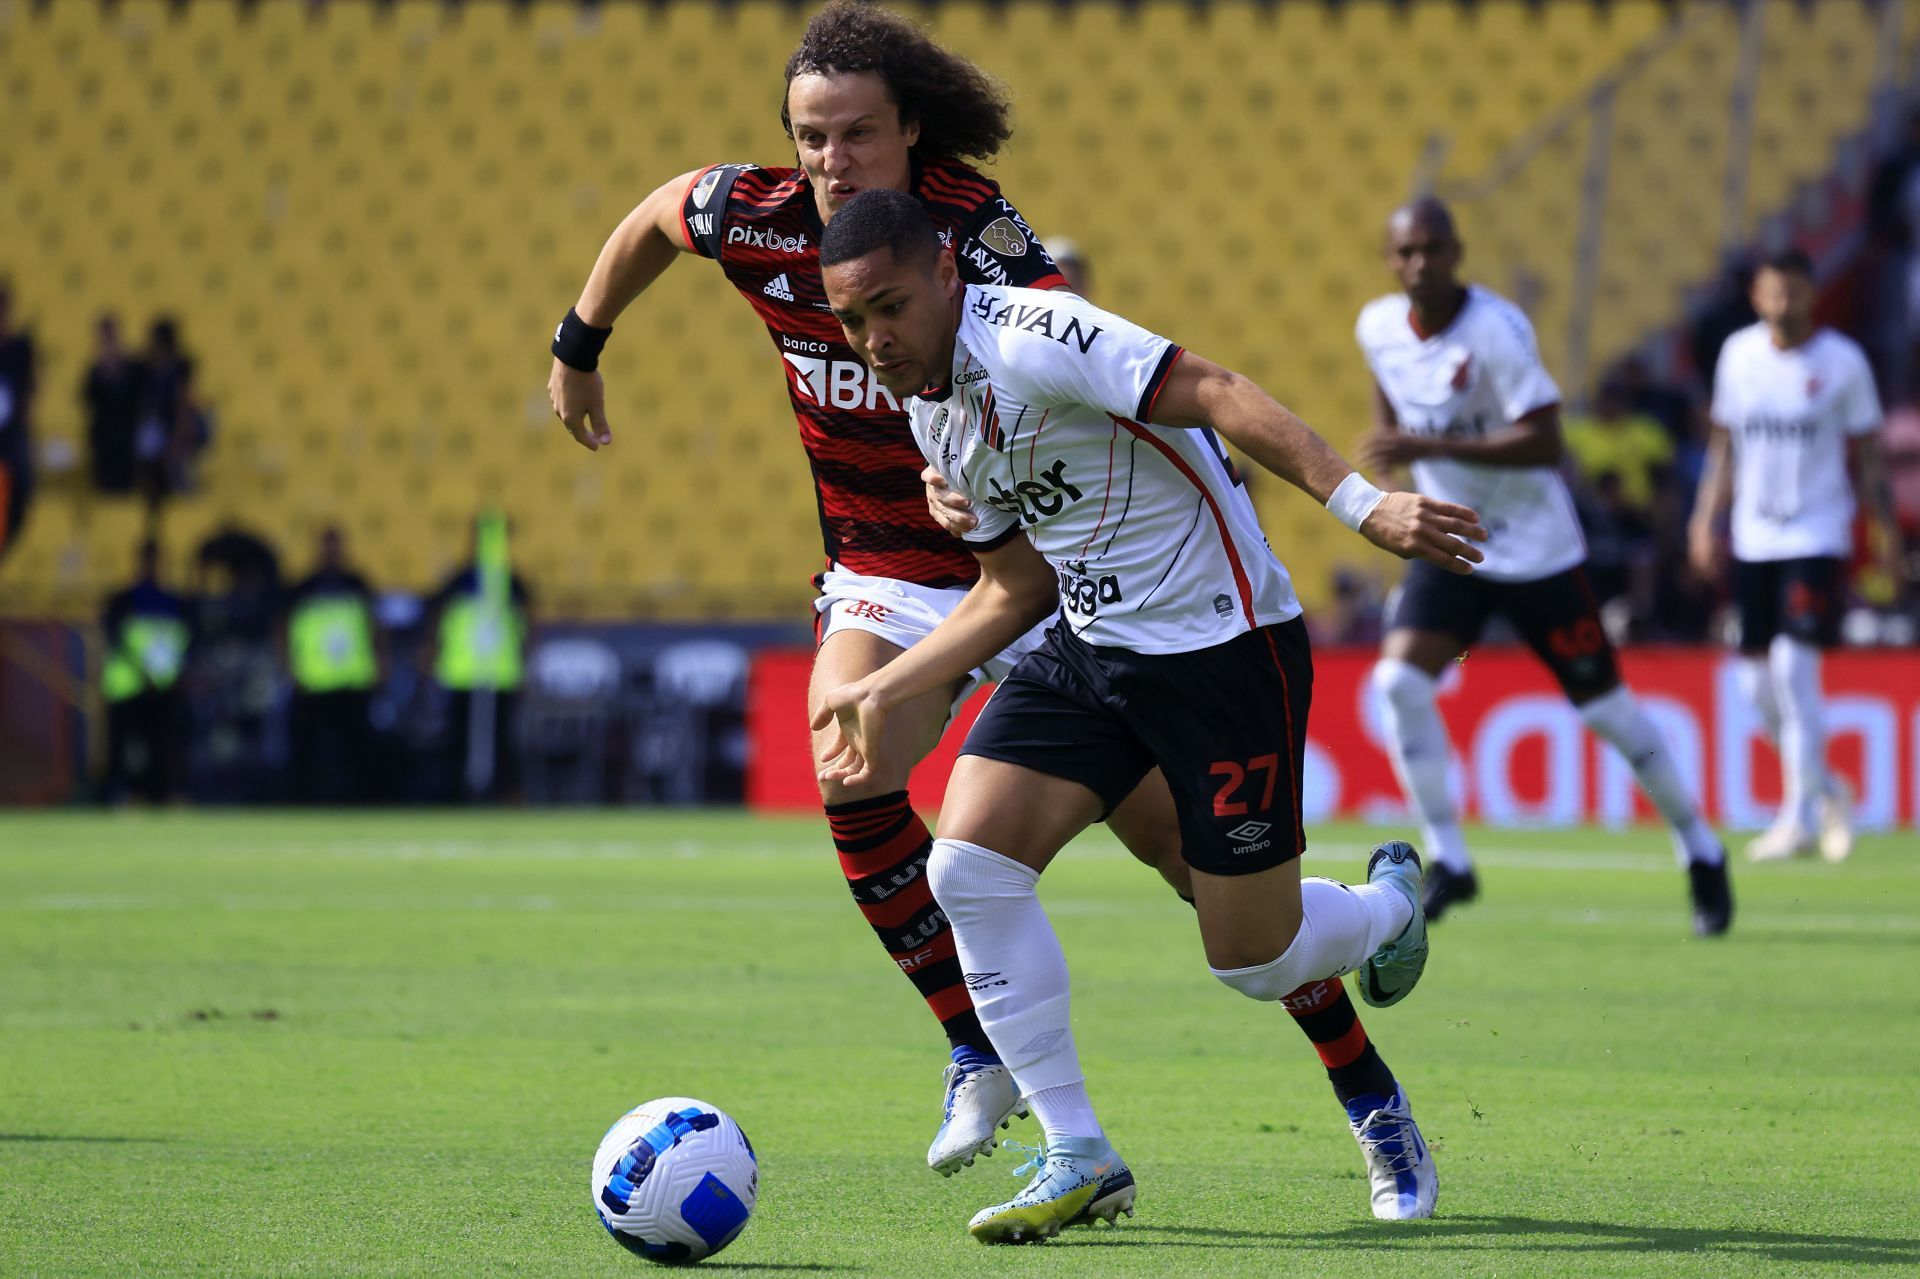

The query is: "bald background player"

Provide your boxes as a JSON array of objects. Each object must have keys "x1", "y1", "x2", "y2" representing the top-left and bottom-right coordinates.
[{"x1": 1355, "y1": 197, "x2": 1732, "y2": 936}]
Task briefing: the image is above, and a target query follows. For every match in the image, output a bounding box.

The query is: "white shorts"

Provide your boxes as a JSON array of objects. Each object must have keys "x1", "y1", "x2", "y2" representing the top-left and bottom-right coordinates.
[{"x1": 813, "y1": 565, "x2": 1054, "y2": 712}]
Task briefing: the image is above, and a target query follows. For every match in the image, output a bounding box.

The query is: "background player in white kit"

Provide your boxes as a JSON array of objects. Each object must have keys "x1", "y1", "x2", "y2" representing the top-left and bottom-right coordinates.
[
  {"x1": 812, "y1": 190, "x2": 1490, "y2": 1240},
  {"x1": 1689, "y1": 249, "x2": 1906, "y2": 862},
  {"x1": 1356, "y1": 198, "x2": 1732, "y2": 935}
]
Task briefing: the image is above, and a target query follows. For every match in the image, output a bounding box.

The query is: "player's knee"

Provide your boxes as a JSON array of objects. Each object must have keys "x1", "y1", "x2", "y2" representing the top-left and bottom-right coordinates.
[
  {"x1": 1371, "y1": 657, "x2": 1435, "y2": 716},
  {"x1": 1209, "y1": 949, "x2": 1302, "y2": 1002},
  {"x1": 928, "y1": 837, "x2": 1036, "y2": 915}
]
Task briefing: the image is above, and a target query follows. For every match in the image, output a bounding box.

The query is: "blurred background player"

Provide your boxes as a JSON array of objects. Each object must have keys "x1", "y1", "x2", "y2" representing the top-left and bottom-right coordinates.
[
  {"x1": 814, "y1": 191, "x2": 1490, "y2": 1233},
  {"x1": 281, "y1": 526, "x2": 383, "y2": 805},
  {"x1": 1356, "y1": 198, "x2": 1731, "y2": 936},
  {"x1": 1689, "y1": 249, "x2": 1904, "y2": 862},
  {"x1": 544, "y1": 1, "x2": 1209, "y2": 1175},
  {"x1": 101, "y1": 537, "x2": 192, "y2": 805}
]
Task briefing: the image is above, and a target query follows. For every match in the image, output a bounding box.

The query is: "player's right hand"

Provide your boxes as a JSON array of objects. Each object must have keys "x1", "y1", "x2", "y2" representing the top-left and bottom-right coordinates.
[
  {"x1": 1360, "y1": 492, "x2": 1486, "y2": 575},
  {"x1": 549, "y1": 358, "x2": 613, "y2": 451},
  {"x1": 811, "y1": 679, "x2": 889, "y2": 789},
  {"x1": 1687, "y1": 521, "x2": 1724, "y2": 582},
  {"x1": 923, "y1": 465, "x2": 978, "y2": 536}
]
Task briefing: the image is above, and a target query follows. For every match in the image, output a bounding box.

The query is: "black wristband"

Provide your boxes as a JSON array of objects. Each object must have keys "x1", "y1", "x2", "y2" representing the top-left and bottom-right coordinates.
[{"x1": 551, "y1": 308, "x2": 612, "y2": 372}]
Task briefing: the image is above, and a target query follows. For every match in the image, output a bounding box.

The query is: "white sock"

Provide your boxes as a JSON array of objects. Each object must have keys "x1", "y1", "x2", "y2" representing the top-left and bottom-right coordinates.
[
  {"x1": 926, "y1": 838, "x2": 1094, "y2": 1127},
  {"x1": 1579, "y1": 685, "x2": 1722, "y2": 866},
  {"x1": 1769, "y1": 636, "x2": 1826, "y2": 832},
  {"x1": 1371, "y1": 659, "x2": 1472, "y2": 872},
  {"x1": 1026, "y1": 1082, "x2": 1103, "y2": 1146},
  {"x1": 1209, "y1": 878, "x2": 1412, "y2": 999},
  {"x1": 1740, "y1": 653, "x2": 1841, "y2": 807}
]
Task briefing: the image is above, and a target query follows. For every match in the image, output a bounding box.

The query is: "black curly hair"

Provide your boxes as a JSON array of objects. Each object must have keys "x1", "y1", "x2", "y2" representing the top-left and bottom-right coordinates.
[{"x1": 782, "y1": 1, "x2": 1013, "y2": 163}]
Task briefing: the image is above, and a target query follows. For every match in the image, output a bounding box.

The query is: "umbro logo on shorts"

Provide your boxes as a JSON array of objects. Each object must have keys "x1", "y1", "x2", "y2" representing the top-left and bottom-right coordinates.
[
  {"x1": 1224, "y1": 820, "x2": 1271, "y2": 844},
  {"x1": 763, "y1": 273, "x2": 796, "y2": 301}
]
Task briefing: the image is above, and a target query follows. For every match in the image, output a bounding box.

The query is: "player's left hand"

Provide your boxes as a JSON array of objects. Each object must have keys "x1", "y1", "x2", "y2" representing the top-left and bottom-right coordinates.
[
  {"x1": 1358, "y1": 431, "x2": 1429, "y2": 470},
  {"x1": 1360, "y1": 492, "x2": 1486, "y2": 574},
  {"x1": 549, "y1": 358, "x2": 613, "y2": 451},
  {"x1": 811, "y1": 679, "x2": 889, "y2": 788},
  {"x1": 923, "y1": 465, "x2": 978, "y2": 536}
]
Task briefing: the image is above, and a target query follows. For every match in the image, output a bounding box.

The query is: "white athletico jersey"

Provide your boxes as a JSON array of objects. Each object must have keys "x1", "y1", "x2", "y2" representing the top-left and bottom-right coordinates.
[
  {"x1": 907, "y1": 284, "x2": 1301, "y2": 654},
  {"x1": 1356, "y1": 285, "x2": 1585, "y2": 582},
  {"x1": 1711, "y1": 324, "x2": 1881, "y2": 561}
]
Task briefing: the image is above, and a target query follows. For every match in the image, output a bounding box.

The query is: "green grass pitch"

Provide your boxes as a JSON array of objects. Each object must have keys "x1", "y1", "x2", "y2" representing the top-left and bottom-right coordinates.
[{"x1": 1, "y1": 810, "x2": 1915, "y2": 1277}]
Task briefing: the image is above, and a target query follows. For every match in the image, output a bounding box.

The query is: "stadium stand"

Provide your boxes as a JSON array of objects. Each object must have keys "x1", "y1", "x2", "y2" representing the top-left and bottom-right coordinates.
[{"x1": 0, "y1": 1, "x2": 1902, "y2": 620}]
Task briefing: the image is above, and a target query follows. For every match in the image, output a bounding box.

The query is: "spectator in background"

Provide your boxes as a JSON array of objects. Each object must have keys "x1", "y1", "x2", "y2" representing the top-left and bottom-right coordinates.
[
  {"x1": 1575, "y1": 471, "x2": 1658, "y2": 631},
  {"x1": 1865, "y1": 107, "x2": 1920, "y2": 403},
  {"x1": 195, "y1": 523, "x2": 282, "y2": 641},
  {"x1": 101, "y1": 538, "x2": 192, "y2": 805},
  {"x1": 1564, "y1": 380, "x2": 1674, "y2": 515},
  {"x1": 1045, "y1": 236, "x2": 1092, "y2": 297},
  {"x1": 1689, "y1": 257, "x2": 1758, "y2": 403},
  {"x1": 1320, "y1": 567, "x2": 1385, "y2": 647},
  {"x1": 0, "y1": 282, "x2": 38, "y2": 564},
  {"x1": 427, "y1": 513, "x2": 531, "y2": 803},
  {"x1": 83, "y1": 313, "x2": 146, "y2": 494},
  {"x1": 137, "y1": 317, "x2": 210, "y2": 501},
  {"x1": 1607, "y1": 354, "x2": 1692, "y2": 443},
  {"x1": 281, "y1": 526, "x2": 383, "y2": 804}
]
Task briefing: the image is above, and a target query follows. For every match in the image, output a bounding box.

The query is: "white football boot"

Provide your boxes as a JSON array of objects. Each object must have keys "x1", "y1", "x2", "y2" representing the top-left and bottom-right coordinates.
[
  {"x1": 967, "y1": 1137, "x2": 1136, "y2": 1244},
  {"x1": 1818, "y1": 776, "x2": 1855, "y2": 863},
  {"x1": 927, "y1": 1055, "x2": 1027, "y2": 1176},
  {"x1": 1745, "y1": 820, "x2": 1817, "y2": 863},
  {"x1": 1350, "y1": 1086, "x2": 1438, "y2": 1220}
]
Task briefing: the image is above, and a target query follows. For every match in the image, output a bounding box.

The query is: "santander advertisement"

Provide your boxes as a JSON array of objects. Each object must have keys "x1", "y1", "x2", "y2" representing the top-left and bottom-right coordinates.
[{"x1": 748, "y1": 647, "x2": 1920, "y2": 830}]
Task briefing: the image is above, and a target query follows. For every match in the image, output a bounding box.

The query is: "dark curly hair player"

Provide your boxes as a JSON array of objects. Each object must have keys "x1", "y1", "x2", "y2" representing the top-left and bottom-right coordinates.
[{"x1": 546, "y1": 4, "x2": 1418, "y2": 1227}]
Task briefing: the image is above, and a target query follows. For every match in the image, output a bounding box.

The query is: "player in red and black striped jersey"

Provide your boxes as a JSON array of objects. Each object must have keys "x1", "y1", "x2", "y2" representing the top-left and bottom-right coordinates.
[
  {"x1": 547, "y1": 3, "x2": 1402, "y2": 1197},
  {"x1": 673, "y1": 155, "x2": 1063, "y2": 588}
]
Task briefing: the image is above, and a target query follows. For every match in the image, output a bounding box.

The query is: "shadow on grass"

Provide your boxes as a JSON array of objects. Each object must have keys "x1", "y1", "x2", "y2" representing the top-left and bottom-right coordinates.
[
  {"x1": 1121, "y1": 1217, "x2": 1919, "y2": 1266},
  {"x1": 0, "y1": 1133, "x2": 168, "y2": 1144}
]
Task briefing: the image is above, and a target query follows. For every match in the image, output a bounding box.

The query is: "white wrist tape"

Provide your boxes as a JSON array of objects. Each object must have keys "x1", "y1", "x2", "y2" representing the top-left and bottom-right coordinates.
[{"x1": 1327, "y1": 472, "x2": 1387, "y2": 532}]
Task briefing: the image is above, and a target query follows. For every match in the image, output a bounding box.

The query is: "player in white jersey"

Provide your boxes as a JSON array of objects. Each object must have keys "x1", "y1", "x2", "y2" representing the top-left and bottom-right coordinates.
[
  {"x1": 811, "y1": 190, "x2": 1489, "y2": 1238},
  {"x1": 1689, "y1": 249, "x2": 1905, "y2": 862},
  {"x1": 1355, "y1": 198, "x2": 1731, "y2": 935}
]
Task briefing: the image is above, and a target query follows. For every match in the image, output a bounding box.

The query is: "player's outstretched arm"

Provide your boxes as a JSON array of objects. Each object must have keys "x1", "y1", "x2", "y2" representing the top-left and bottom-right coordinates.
[
  {"x1": 1153, "y1": 354, "x2": 1487, "y2": 574},
  {"x1": 812, "y1": 536, "x2": 1057, "y2": 787},
  {"x1": 548, "y1": 171, "x2": 706, "y2": 452}
]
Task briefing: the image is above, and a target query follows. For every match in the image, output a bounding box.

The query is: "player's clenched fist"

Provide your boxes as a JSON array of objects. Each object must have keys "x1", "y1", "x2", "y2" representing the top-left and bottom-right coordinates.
[
  {"x1": 1360, "y1": 492, "x2": 1487, "y2": 575},
  {"x1": 549, "y1": 358, "x2": 613, "y2": 452}
]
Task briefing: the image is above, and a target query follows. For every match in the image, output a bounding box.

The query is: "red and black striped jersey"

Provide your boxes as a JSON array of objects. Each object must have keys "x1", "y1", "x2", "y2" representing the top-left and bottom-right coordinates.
[{"x1": 679, "y1": 156, "x2": 1066, "y2": 588}]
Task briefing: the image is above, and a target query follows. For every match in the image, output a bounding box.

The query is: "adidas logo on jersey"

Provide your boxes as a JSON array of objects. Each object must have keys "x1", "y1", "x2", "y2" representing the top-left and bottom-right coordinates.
[{"x1": 763, "y1": 274, "x2": 795, "y2": 301}]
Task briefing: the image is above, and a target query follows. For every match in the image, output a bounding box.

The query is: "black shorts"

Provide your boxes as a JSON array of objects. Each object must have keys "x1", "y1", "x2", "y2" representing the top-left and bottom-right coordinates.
[
  {"x1": 1386, "y1": 559, "x2": 1620, "y2": 703},
  {"x1": 960, "y1": 618, "x2": 1312, "y2": 877},
  {"x1": 1733, "y1": 556, "x2": 1846, "y2": 652}
]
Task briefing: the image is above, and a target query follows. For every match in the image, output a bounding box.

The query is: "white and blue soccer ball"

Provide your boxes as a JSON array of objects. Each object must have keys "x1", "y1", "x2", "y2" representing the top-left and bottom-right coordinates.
[{"x1": 591, "y1": 1097, "x2": 759, "y2": 1265}]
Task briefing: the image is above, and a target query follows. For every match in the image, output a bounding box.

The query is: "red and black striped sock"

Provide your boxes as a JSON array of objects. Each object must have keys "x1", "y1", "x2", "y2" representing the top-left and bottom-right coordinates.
[
  {"x1": 1279, "y1": 976, "x2": 1396, "y2": 1110},
  {"x1": 826, "y1": 792, "x2": 991, "y2": 1053}
]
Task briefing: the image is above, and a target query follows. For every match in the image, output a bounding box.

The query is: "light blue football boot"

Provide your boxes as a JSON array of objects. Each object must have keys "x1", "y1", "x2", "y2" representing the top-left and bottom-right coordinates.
[
  {"x1": 966, "y1": 1136, "x2": 1137, "y2": 1244},
  {"x1": 1358, "y1": 841, "x2": 1429, "y2": 1008}
]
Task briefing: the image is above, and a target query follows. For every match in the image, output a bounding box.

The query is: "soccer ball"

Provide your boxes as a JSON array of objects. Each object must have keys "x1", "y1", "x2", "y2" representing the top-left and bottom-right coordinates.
[{"x1": 591, "y1": 1097, "x2": 758, "y2": 1265}]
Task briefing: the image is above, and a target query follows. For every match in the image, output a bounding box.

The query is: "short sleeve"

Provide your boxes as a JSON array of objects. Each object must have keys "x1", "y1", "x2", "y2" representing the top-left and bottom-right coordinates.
[
  {"x1": 984, "y1": 296, "x2": 1183, "y2": 424},
  {"x1": 1481, "y1": 304, "x2": 1560, "y2": 422},
  {"x1": 909, "y1": 398, "x2": 1021, "y2": 550},
  {"x1": 953, "y1": 194, "x2": 1066, "y2": 291},
  {"x1": 1839, "y1": 344, "x2": 1884, "y2": 436},
  {"x1": 678, "y1": 164, "x2": 753, "y2": 260}
]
